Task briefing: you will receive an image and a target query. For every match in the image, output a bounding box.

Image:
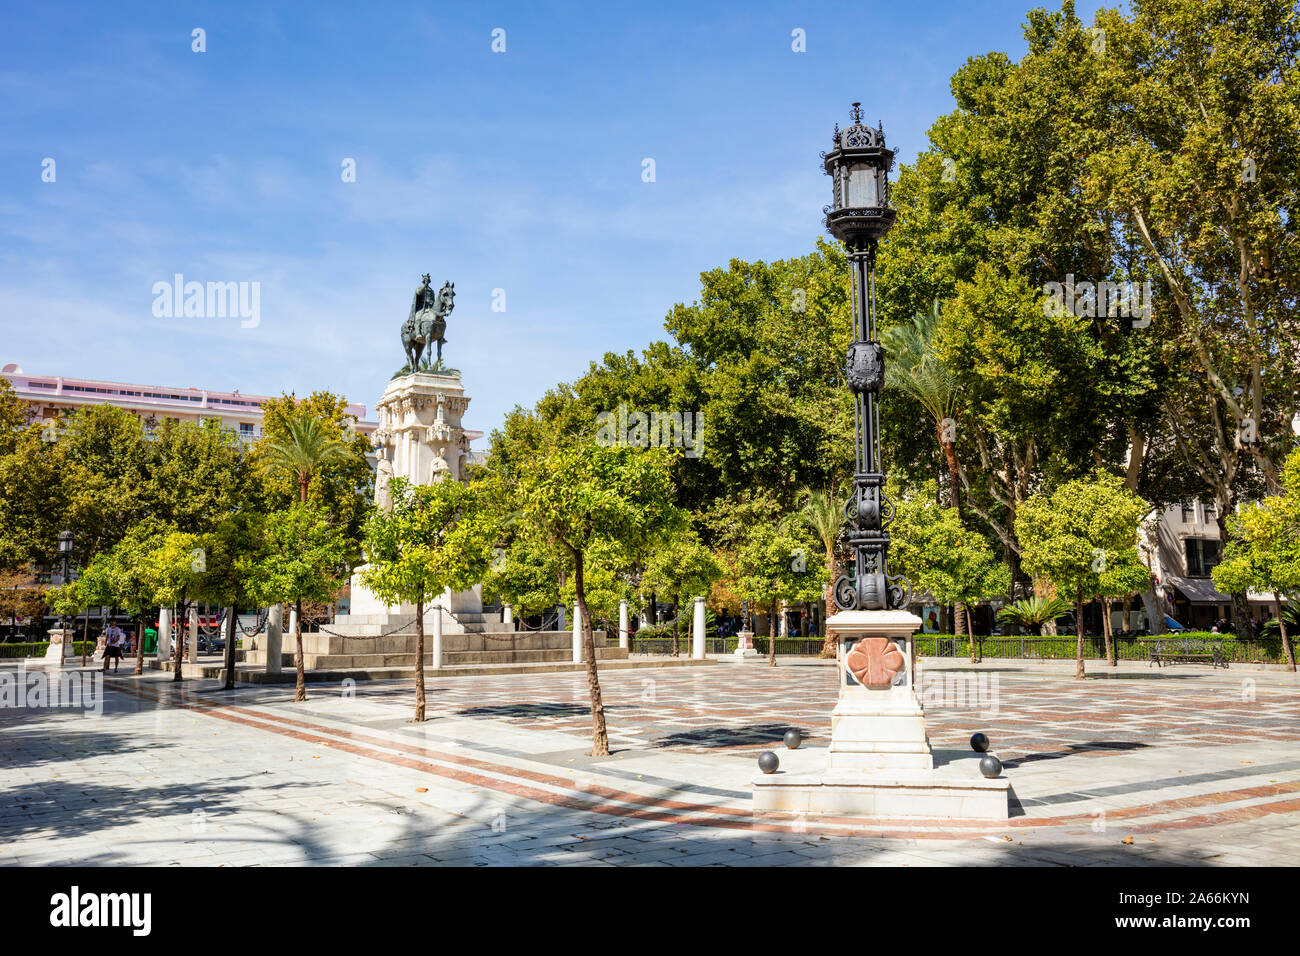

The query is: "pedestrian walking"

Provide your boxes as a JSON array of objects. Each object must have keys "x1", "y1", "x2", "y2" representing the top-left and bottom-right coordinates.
[{"x1": 101, "y1": 622, "x2": 125, "y2": 673}]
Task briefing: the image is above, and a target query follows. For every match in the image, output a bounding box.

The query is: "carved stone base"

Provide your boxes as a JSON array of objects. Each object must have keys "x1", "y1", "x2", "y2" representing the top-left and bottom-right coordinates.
[
  {"x1": 733, "y1": 629, "x2": 758, "y2": 658},
  {"x1": 751, "y1": 608, "x2": 1009, "y2": 820},
  {"x1": 40, "y1": 628, "x2": 76, "y2": 667},
  {"x1": 752, "y1": 759, "x2": 1010, "y2": 819}
]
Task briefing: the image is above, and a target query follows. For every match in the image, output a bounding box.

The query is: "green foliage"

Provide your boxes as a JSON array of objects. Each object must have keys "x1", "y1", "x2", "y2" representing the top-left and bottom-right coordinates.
[
  {"x1": 891, "y1": 485, "x2": 1010, "y2": 607},
  {"x1": 996, "y1": 596, "x2": 1071, "y2": 634},
  {"x1": 733, "y1": 517, "x2": 825, "y2": 613},
  {"x1": 360, "y1": 477, "x2": 497, "y2": 609},
  {"x1": 1016, "y1": 471, "x2": 1148, "y2": 610},
  {"x1": 239, "y1": 503, "x2": 350, "y2": 608},
  {"x1": 1214, "y1": 448, "x2": 1300, "y2": 600},
  {"x1": 641, "y1": 530, "x2": 724, "y2": 634},
  {"x1": 483, "y1": 531, "x2": 562, "y2": 618},
  {"x1": 145, "y1": 417, "x2": 245, "y2": 535},
  {"x1": 254, "y1": 394, "x2": 371, "y2": 564}
]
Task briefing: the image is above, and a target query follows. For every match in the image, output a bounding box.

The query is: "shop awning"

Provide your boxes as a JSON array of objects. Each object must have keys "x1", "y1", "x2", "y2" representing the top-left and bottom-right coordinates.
[{"x1": 1168, "y1": 575, "x2": 1232, "y2": 605}]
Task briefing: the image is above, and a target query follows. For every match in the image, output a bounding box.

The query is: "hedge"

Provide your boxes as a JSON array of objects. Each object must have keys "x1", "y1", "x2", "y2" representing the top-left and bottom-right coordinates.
[{"x1": 0, "y1": 642, "x2": 95, "y2": 659}]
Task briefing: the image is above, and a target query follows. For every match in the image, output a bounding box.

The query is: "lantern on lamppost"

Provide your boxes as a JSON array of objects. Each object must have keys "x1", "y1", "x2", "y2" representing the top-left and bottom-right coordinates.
[
  {"x1": 56, "y1": 529, "x2": 73, "y2": 630},
  {"x1": 821, "y1": 103, "x2": 909, "y2": 612},
  {"x1": 56, "y1": 529, "x2": 73, "y2": 580}
]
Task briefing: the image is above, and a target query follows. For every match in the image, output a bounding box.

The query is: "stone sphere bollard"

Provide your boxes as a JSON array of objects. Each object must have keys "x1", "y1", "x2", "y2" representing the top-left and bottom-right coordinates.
[
  {"x1": 970, "y1": 732, "x2": 990, "y2": 753},
  {"x1": 783, "y1": 729, "x2": 802, "y2": 750},
  {"x1": 979, "y1": 755, "x2": 1003, "y2": 778},
  {"x1": 758, "y1": 751, "x2": 780, "y2": 774}
]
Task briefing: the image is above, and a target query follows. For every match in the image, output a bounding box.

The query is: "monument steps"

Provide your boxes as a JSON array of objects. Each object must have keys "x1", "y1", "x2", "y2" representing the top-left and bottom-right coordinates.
[
  {"x1": 241, "y1": 628, "x2": 619, "y2": 669},
  {"x1": 241, "y1": 645, "x2": 630, "y2": 669},
  {"x1": 148, "y1": 654, "x2": 714, "y2": 683}
]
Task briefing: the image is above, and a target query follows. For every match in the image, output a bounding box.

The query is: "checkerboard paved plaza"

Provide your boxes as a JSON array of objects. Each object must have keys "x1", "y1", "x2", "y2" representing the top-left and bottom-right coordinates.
[{"x1": 2, "y1": 656, "x2": 1298, "y2": 866}]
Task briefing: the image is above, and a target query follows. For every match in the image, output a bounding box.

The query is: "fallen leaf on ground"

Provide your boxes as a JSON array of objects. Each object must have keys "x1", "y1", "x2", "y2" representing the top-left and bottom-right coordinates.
[{"x1": 1122, "y1": 835, "x2": 1134, "y2": 845}]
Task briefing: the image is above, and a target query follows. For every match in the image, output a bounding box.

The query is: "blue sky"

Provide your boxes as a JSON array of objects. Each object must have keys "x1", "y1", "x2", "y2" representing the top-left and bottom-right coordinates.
[{"x1": 0, "y1": 0, "x2": 1107, "y2": 442}]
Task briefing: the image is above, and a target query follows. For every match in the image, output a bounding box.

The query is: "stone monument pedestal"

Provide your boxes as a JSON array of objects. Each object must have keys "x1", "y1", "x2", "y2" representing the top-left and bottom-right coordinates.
[
  {"x1": 752, "y1": 609, "x2": 1008, "y2": 820},
  {"x1": 733, "y1": 628, "x2": 759, "y2": 659},
  {"x1": 40, "y1": 627, "x2": 77, "y2": 667},
  {"x1": 347, "y1": 369, "x2": 486, "y2": 631}
]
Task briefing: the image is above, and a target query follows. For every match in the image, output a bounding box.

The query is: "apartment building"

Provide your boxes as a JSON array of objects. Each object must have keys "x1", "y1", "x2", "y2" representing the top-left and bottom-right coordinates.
[
  {"x1": 0, "y1": 362, "x2": 377, "y2": 446},
  {"x1": 1140, "y1": 498, "x2": 1276, "y2": 631}
]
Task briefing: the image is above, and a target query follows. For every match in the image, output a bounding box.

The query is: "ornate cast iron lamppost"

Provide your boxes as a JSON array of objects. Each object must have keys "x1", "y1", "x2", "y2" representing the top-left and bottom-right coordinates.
[{"x1": 822, "y1": 103, "x2": 909, "y2": 612}]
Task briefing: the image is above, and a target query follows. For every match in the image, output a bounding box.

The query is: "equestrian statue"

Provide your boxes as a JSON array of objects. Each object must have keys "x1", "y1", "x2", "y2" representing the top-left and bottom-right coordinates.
[{"x1": 400, "y1": 274, "x2": 456, "y2": 372}]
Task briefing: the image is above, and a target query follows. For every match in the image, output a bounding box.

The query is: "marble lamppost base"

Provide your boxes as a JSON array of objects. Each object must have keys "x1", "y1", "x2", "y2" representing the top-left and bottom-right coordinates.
[
  {"x1": 752, "y1": 609, "x2": 1009, "y2": 820},
  {"x1": 39, "y1": 628, "x2": 77, "y2": 667},
  {"x1": 733, "y1": 629, "x2": 759, "y2": 659}
]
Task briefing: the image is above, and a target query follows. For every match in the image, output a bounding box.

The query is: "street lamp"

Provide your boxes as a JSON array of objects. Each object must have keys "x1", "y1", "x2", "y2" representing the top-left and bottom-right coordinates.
[
  {"x1": 56, "y1": 529, "x2": 73, "y2": 630},
  {"x1": 821, "y1": 103, "x2": 910, "y2": 611}
]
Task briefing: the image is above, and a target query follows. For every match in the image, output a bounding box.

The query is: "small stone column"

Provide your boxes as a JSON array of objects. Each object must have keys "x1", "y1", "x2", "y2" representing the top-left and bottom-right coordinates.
[
  {"x1": 431, "y1": 606, "x2": 443, "y2": 669},
  {"x1": 157, "y1": 607, "x2": 171, "y2": 661},
  {"x1": 825, "y1": 609, "x2": 931, "y2": 771},
  {"x1": 692, "y1": 597, "x2": 706, "y2": 659},
  {"x1": 187, "y1": 606, "x2": 199, "y2": 664},
  {"x1": 572, "y1": 601, "x2": 582, "y2": 663},
  {"x1": 288, "y1": 605, "x2": 299, "y2": 651},
  {"x1": 779, "y1": 600, "x2": 789, "y2": 637},
  {"x1": 618, "y1": 599, "x2": 629, "y2": 650},
  {"x1": 503, "y1": 604, "x2": 514, "y2": 630},
  {"x1": 41, "y1": 627, "x2": 75, "y2": 667},
  {"x1": 265, "y1": 604, "x2": 283, "y2": 674}
]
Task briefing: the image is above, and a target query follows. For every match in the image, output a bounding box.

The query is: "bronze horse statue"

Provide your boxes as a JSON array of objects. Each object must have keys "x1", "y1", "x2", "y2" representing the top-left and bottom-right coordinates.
[{"x1": 401, "y1": 275, "x2": 455, "y2": 370}]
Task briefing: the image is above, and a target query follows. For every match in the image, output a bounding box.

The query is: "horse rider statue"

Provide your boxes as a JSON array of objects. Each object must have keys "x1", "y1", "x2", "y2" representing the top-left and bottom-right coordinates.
[{"x1": 400, "y1": 274, "x2": 456, "y2": 371}]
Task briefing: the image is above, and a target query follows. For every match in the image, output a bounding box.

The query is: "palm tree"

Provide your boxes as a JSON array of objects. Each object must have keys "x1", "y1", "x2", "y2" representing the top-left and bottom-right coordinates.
[
  {"x1": 258, "y1": 414, "x2": 353, "y2": 502},
  {"x1": 883, "y1": 300, "x2": 969, "y2": 636},
  {"x1": 799, "y1": 487, "x2": 843, "y2": 658},
  {"x1": 996, "y1": 596, "x2": 1071, "y2": 636}
]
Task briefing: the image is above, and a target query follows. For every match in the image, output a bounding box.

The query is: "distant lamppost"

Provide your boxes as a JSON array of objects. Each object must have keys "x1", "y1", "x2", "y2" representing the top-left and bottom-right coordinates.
[
  {"x1": 56, "y1": 529, "x2": 73, "y2": 629},
  {"x1": 821, "y1": 103, "x2": 910, "y2": 611}
]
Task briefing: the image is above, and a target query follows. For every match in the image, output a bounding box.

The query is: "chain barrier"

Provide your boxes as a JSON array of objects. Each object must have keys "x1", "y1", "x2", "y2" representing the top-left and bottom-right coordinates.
[{"x1": 235, "y1": 607, "x2": 271, "y2": 636}]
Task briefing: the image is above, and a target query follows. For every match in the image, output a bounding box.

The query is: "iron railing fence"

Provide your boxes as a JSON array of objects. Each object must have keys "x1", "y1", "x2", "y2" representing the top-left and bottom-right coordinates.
[{"x1": 628, "y1": 634, "x2": 1295, "y2": 665}]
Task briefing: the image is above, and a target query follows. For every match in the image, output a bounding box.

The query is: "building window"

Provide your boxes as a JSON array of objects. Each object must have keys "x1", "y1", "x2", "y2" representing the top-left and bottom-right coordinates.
[
  {"x1": 1180, "y1": 501, "x2": 1196, "y2": 523},
  {"x1": 239, "y1": 422, "x2": 253, "y2": 434},
  {"x1": 1184, "y1": 537, "x2": 1221, "y2": 577}
]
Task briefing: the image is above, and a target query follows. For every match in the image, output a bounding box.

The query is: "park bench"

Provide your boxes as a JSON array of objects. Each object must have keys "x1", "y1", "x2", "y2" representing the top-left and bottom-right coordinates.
[{"x1": 1148, "y1": 636, "x2": 1228, "y2": 669}]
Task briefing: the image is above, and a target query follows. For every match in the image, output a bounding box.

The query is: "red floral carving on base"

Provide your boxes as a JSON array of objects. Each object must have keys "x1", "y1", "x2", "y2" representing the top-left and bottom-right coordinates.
[{"x1": 845, "y1": 637, "x2": 905, "y2": 688}]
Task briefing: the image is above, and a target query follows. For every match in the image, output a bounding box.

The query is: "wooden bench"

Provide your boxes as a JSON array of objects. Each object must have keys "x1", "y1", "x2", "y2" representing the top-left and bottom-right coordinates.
[{"x1": 1148, "y1": 637, "x2": 1228, "y2": 669}]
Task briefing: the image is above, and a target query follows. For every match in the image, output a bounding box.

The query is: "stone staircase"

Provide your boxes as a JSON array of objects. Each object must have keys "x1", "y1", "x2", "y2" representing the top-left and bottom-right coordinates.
[{"x1": 241, "y1": 622, "x2": 627, "y2": 671}]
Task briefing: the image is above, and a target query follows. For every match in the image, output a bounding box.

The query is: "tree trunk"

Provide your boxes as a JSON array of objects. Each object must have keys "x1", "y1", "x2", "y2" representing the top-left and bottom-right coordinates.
[
  {"x1": 671, "y1": 594, "x2": 679, "y2": 657},
  {"x1": 134, "y1": 613, "x2": 145, "y2": 676},
  {"x1": 1074, "y1": 591, "x2": 1086, "y2": 680},
  {"x1": 223, "y1": 605, "x2": 237, "y2": 690},
  {"x1": 954, "y1": 601, "x2": 968, "y2": 644},
  {"x1": 574, "y1": 552, "x2": 610, "y2": 756},
  {"x1": 941, "y1": 435, "x2": 962, "y2": 510},
  {"x1": 173, "y1": 600, "x2": 185, "y2": 682},
  {"x1": 413, "y1": 597, "x2": 426, "y2": 721},
  {"x1": 646, "y1": 592, "x2": 657, "y2": 625},
  {"x1": 967, "y1": 601, "x2": 978, "y2": 663},
  {"x1": 293, "y1": 596, "x2": 306, "y2": 702},
  {"x1": 1121, "y1": 594, "x2": 1132, "y2": 634},
  {"x1": 768, "y1": 599, "x2": 777, "y2": 667},
  {"x1": 81, "y1": 606, "x2": 89, "y2": 667},
  {"x1": 1275, "y1": 592, "x2": 1296, "y2": 673},
  {"x1": 1103, "y1": 597, "x2": 1116, "y2": 666},
  {"x1": 821, "y1": 550, "x2": 838, "y2": 658}
]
